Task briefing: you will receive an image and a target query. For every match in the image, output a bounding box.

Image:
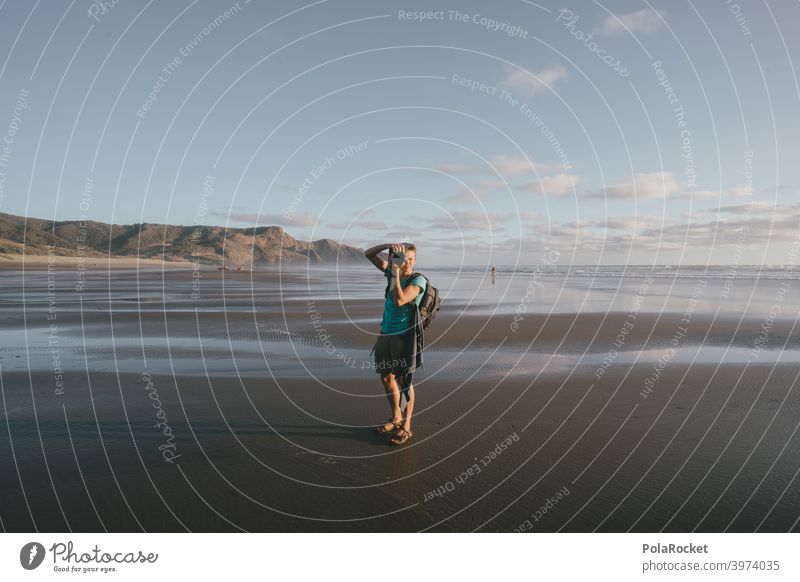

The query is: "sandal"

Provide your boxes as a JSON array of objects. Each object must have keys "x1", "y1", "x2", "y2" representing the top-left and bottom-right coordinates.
[
  {"x1": 390, "y1": 427, "x2": 413, "y2": 445},
  {"x1": 375, "y1": 419, "x2": 403, "y2": 435}
]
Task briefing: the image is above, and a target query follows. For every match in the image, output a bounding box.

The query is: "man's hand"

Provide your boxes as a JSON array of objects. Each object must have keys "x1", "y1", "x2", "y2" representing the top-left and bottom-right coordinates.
[{"x1": 390, "y1": 242, "x2": 408, "y2": 276}]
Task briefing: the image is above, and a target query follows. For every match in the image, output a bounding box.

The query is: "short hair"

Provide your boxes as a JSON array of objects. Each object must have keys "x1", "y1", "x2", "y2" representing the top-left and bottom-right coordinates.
[{"x1": 404, "y1": 243, "x2": 417, "y2": 254}]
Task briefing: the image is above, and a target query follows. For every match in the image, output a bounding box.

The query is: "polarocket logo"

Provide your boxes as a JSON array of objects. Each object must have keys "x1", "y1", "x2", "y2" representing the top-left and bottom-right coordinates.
[{"x1": 20, "y1": 542, "x2": 46, "y2": 570}]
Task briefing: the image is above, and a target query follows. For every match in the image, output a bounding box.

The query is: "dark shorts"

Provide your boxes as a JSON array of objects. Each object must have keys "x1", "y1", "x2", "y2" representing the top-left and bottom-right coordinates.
[{"x1": 373, "y1": 333, "x2": 411, "y2": 376}]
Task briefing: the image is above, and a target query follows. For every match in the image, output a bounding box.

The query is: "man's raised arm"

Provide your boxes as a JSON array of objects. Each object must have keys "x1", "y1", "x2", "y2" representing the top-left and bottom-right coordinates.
[{"x1": 364, "y1": 243, "x2": 390, "y2": 272}]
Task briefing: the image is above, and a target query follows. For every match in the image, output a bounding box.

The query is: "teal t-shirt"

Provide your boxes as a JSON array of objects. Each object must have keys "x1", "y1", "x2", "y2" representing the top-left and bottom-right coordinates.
[{"x1": 380, "y1": 272, "x2": 427, "y2": 335}]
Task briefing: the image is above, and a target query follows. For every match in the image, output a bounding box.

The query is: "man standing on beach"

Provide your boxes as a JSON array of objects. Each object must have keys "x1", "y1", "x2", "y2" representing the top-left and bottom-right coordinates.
[{"x1": 364, "y1": 242, "x2": 426, "y2": 445}]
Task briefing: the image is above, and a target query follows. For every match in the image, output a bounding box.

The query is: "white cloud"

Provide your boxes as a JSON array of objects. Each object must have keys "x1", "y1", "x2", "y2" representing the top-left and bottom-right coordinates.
[
  {"x1": 357, "y1": 206, "x2": 800, "y2": 262},
  {"x1": 420, "y1": 210, "x2": 514, "y2": 232},
  {"x1": 581, "y1": 176, "x2": 761, "y2": 201},
  {"x1": 581, "y1": 216, "x2": 658, "y2": 231},
  {"x1": 490, "y1": 154, "x2": 564, "y2": 176},
  {"x1": 519, "y1": 211, "x2": 542, "y2": 222},
  {"x1": 229, "y1": 212, "x2": 317, "y2": 227},
  {"x1": 671, "y1": 184, "x2": 757, "y2": 200},
  {"x1": 675, "y1": 190, "x2": 727, "y2": 199},
  {"x1": 518, "y1": 173, "x2": 579, "y2": 197},
  {"x1": 429, "y1": 155, "x2": 566, "y2": 181},
  {"x1": 401, "y1": 203, "x2": 800, "y2": 262},
  {"x1": 596, "y1": 9, "x2": 666, "y2": 37},
  {"x1": 728, "y1": 185, "x2": 755, "y2": 197},
  {"x1": 327, "y1": 220, "x2": 388, "y2": 231},
  {"x1": 501, "y1": 64, "x2": 568, "y2": 97},
  {"x1": 584, "y1": 171, "x2": 682, "y2": 199},
  {"x1": 601, "y1": 217, "x2": 640, "y2": 230},
  {"x1": 716, "y1": 202, "x2": 800, "y2": 216},
  {"x1": 351, "y1": 208, "x2": 375, "y2": 217},
  {"x1": 509, "y1": 209, "x2": 800, "y2": 258}
]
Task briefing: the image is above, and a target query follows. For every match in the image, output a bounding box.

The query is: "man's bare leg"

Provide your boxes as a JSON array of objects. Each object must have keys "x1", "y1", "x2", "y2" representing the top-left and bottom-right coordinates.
[
  {"x1": 390, "y1": 377, "x2": 414, "y2": 444},
  {"x1": 402, "y1": 382, "x2": 414, "y2": 432},
  {"x1": 380, "y1": 372, "x2": 403, "y2": 431}
]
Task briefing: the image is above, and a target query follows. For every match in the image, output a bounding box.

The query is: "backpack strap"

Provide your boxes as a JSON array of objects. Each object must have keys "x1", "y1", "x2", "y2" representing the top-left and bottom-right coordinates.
[
  {"x1": 408, "y1": 272, "x2": 427, "y2": 293},
  {"x1": 383, "y1": 266, "x2": 392, "y2": 298}
]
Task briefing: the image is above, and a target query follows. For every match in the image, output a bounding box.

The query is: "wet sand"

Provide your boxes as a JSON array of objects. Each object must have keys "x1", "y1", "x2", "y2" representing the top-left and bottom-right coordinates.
[
  {"x1": 1, "y1": 264, "x2": 799, "y2": 532},
  {"x1": 0, "y1": 255, "x2": 197, "y2": 268}
]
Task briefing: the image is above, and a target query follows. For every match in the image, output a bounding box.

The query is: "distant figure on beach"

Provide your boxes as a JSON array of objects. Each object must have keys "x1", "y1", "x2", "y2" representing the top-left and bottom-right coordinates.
[
  {"x1": 491, "y1": 266, "x2": 496, "y2": 284},
  {"x1": 364, "y1": 242, "x2": 426, "y2": 445}
]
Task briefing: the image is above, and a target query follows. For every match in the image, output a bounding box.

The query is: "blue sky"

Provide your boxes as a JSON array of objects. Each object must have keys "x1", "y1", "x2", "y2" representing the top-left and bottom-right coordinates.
[{"x1": 0, "y1": 0, "x2": 798, "y2": 266}]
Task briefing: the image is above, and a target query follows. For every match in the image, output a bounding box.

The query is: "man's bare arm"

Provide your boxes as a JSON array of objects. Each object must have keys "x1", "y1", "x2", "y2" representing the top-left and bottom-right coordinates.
[
  {"x1": 393, "y1": 279, "x2": 421, "y2": 307},
  {"x1": 364, "y1": 242, "x2": 405, "y2": 272},
  {"x1": 364, "y1": 243, "x2": 389, "y2": 271}
]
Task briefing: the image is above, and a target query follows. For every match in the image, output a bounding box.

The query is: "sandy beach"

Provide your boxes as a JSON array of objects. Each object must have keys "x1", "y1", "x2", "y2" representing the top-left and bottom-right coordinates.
[{"x1": 1, "y1": 263, "x2": 799, "y2": 532}]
